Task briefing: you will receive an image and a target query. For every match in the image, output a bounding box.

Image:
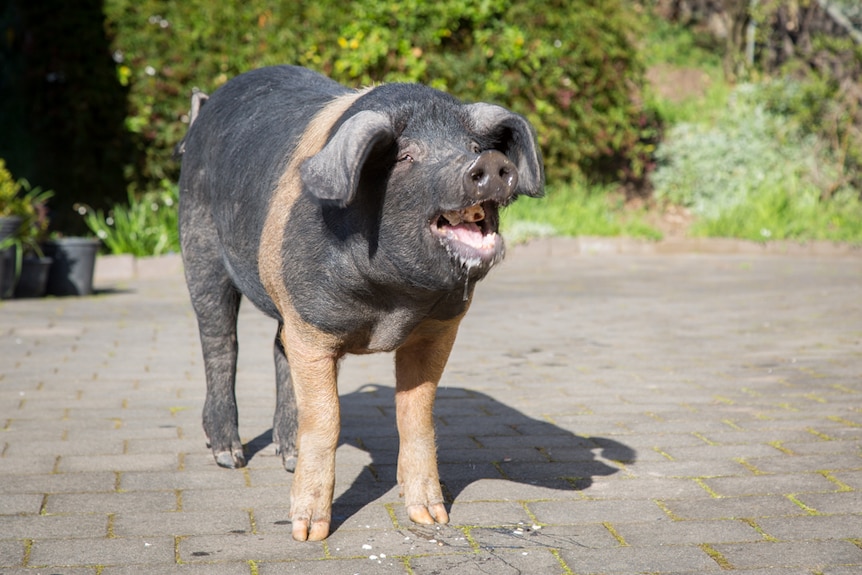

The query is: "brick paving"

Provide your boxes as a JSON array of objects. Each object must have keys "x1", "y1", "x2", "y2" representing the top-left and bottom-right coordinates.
[{"x1": 1, "y1": 237, "x2": 861, "y2": 574}]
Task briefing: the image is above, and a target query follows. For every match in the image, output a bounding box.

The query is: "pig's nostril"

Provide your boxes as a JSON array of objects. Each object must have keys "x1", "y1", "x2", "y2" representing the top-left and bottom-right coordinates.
[{"x1": 465, "y1": 150, "x2": 517, "y2": 199}]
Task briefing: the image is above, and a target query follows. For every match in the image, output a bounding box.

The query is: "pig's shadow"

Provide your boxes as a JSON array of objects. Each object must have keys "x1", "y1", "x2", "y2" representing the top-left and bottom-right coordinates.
[{"x1": 246, "y1": 384, "x2": 636, "y2": 530}]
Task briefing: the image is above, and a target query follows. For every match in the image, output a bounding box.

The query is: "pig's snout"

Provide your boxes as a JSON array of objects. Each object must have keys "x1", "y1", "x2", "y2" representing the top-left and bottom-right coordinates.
[{"x1": 464, "y1": 150, "x2": 518, "y2": 202}]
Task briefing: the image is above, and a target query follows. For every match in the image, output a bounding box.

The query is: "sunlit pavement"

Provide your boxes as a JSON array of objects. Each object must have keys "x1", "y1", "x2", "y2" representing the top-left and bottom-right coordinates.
[{"x1": 2, "y1": 237, "x2": 860, "y2": 574}]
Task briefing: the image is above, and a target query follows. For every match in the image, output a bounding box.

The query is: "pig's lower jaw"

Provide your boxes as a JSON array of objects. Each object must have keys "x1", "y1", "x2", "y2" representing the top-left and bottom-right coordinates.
[
  {"x1": 430, "y1": 199, "x2": 505, "y2": 274},
  {"x1": 431, "y1": 224, "x2": 504, "y2": 273}
]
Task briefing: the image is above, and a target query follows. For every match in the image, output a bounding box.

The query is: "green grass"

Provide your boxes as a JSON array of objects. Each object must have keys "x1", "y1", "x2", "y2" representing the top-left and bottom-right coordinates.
[
  {"x1": 692, "y1": 184, "x2": 862, "y2": 244},
  {"x1": 639, "y1": 12, "x2": 732, "y2": 126},
  {"x1": 502, "y1": 182, "x2": 662, "y2": 243},
  {"x1": 639, "y1": 13, "x2": 724, "y2": 70}
]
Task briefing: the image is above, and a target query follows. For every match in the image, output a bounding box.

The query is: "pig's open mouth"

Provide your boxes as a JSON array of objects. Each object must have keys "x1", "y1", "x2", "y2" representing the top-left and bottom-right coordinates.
[{"x1": 430, "y1": 200, "x2": 503, "y2": 268}]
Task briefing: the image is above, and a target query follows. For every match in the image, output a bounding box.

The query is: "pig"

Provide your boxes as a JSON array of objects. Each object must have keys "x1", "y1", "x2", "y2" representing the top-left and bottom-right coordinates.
[{"x1": 177, "y1": 65, "x2": 543, "y2": 541}]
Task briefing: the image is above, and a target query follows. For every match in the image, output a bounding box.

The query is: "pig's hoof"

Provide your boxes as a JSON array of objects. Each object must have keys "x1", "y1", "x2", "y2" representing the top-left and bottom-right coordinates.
[
  {"x1": 407, "y1": 503, "x2": 449, "y2": 525},
  {"x1": 276, "y1": 446, "x2": 298, "y2": 472},
  {"x1": 291, "y1": 518, "x2": 330, "y2": 542},
  {"x1": 214, "y1": 448, "x2": 246, "y2": 469}
]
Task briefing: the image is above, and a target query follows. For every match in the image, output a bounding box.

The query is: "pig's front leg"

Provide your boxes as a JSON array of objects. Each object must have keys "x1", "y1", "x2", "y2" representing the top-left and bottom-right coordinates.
[
  {"x1": 394, "y1": 318, "x2": 462, "y2": 526},
  {"x1": 282, "y1": 330, "x2": 341, "y2": 542}
]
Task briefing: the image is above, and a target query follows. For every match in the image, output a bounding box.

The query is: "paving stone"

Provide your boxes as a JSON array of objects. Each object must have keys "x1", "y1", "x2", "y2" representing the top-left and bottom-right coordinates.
[
  {"x1": 467, "y1": 523, "x2": 619, "y2": 551},
  {"x1": 3, "y1": 438, "x2": 127, "y2": 458},
  {"x1": 177, "y1": 532, "x2": 326, "y2": 563},
  {"x1": 527, "y1": 499, "x2": 670, "y2": 525},
  {"x1": 58, "y1": 453, "x2": 180, "y2": 473},
  {"x1": 582, "y1": 477, "x2": 712, "y2": 500},
  {"x1": 178, "y1": 486, "x2": 293, "y2": 512},
  {"x1": 657, "y1": 495, "x2": 810, "y2": 520},
  {"x1": 0, "y1": 454, "x2": 61, "y2": 475},
  {"x1": 755, "y1": 514, "x2": 862, "y2": 541},
  {"x1": 711, "y1": 540, "x2": 862, "y2": 569},
  {"x1": 701, "y1": 473, "x2": 841, "y2": 497},
  {"x1": 259, "y1": 556, "x2": 409, "y2": 574},
  {"x1": 820, "y1": 567, "x2": 862, "y2": 575},
  {"x1": 119, "y1": 468, "x2": 251, "y2": 491},
  {"x1": 112, "y1": 509, "x2": 253, "y2": 537},
  {"x1": 45, "y1": 490, "x2": 178, "y2": 514},
  {"x1": 447, "y1": 476, "x2": 581, "y2": 502},
  {"x1": 0, "y1": 471, "x2": 116, "y2": 494},
  {"x1": 325, "y1": 525, "x2": 473, "y2": 559},
  {"x1": 624, "y1": 458, "x2": 753, "y2": 478},
  {"x1": 832, "y1": 470, "x2": 862, "y2": 490},
  {"x1": 407, "y1": 548, "x2": 567, "y2": 575},
  {"x1": 2, "y1": 513, "x2": 108, "y2": 539},
  {"x1": 0, "y1": 539, "x2": 25, "y2": 567},
  {"x1": 102, "y1": 562, "x2": 251, "y2": 575},
  {"x1": 789, "y1": 492, "x2": 862, "y2": 515},
  {"x1": 745, "y1": 454, "x2": 862, "y2": 474},
  {"x1": 0, "y1": 569, "x2": 97, "y2": 575},
  {"x1": 28, "y1": 536, "x2": 175, "y2": 567},
  {"x1": 0, "y1": 492, "x2": 43, "y2": 514},
  {"x1": 613, "y1": 518, "x2": 765, "y2": 546},
  {"x1": 557, "y1": 543, "x2": 718, "y2": 573},
  {"x1": 445, "y1": 501, "x2": 535, "y2": 526}
]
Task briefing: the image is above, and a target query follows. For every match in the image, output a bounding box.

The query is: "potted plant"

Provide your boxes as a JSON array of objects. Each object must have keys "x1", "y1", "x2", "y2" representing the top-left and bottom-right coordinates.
[
  {"x1": 12, "y1": 183, "x2": 54, "y2": 298},
  {"x1": 42, "y1": 234, "x2": 101, "y2": 296},
  {"x1": 0, "y1": 159, "x2": 27, "y2": 298}
]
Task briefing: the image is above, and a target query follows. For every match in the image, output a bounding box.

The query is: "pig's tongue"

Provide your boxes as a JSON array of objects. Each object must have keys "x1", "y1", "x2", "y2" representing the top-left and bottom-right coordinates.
[{"x1": 446, "y1": 222, "x2": 493, "y2": 249}]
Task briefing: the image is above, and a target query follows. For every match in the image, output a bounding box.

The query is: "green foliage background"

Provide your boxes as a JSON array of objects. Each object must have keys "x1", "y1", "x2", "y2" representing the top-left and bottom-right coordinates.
[{"x1": 104, "y1": 0, "x2": 657, "y2": 188}]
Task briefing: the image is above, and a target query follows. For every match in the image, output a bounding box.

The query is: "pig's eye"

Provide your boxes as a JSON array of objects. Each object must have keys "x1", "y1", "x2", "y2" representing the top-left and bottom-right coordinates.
[
  {"x1": 397, "y1": 152, "x2": 414, "y2": 163},
  {"x1": 470, "y1": 142, "x2": 481, "y2": 154}
]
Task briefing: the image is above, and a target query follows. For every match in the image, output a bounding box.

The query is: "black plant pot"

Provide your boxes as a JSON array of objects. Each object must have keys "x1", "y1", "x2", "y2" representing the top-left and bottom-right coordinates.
[
  {"x1": 43, "y1": 238, "x2": 100, "y2": 296},
  {"x1": 14, "y1": 256, "x2": 53, "y2": 298},
  {"x1": 0, "y1": 216, "x2": 22, "y2": 299},
  {"x1": 0, "y1": 245, "x2": 16, "y2": 299},
  {"x1": 0, "y1": 215, "x2": 22, "y2": 240}
]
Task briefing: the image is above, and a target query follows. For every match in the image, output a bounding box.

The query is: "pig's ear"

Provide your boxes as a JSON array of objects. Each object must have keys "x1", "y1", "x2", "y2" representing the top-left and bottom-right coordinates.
[
  {"x1": 300, "y1": 110, "x2": 395, "y2": 207},
  {"x1": 466, "y1": 103, "x2": 545, "y2": 198}
]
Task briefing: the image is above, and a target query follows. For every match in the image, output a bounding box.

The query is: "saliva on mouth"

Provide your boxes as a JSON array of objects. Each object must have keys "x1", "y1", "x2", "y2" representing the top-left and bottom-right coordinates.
[{"x1": 430, "y1": 200, "x2": 504, "y2": 299}]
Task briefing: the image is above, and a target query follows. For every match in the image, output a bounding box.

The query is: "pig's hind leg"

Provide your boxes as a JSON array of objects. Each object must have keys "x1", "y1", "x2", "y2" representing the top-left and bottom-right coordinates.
[
  {"x1": 273, "y1": 327, "x2": 298, "y2": 472},
  {"x1": 181, "y1": 206, "x2": 247, "y2": 469}
]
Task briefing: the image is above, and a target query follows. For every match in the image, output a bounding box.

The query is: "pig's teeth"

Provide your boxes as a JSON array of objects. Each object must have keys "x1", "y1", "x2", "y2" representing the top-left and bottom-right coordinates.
[
  {"x1": 442, "y1": 211, "x2": 462, "y2": 226},
  {"x1": 461, "y1": 204, "x2": 485, "y2": 223},
  {"x1": 442, "y1": 204, "x2": 485, "y2": 226}
]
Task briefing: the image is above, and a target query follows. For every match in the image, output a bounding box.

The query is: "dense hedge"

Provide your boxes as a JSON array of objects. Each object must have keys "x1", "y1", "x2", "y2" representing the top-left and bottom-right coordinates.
[{"x1": 105, "y1": 0, "x2": 658, "y2": 188}]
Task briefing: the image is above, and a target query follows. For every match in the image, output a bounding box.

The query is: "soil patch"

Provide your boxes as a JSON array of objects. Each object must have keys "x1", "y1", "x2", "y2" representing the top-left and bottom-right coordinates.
[{"x1": 646, "y1": 64, "x2": 712, "y2": 102}]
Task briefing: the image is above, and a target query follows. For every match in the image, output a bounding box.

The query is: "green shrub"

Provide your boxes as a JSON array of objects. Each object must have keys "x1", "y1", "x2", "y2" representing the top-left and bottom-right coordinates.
[
  {"x1": 104, "y1": 0, "x2": 657, "y2": 187},
  {"x1": 757, "y1": 62, "x2": 862, "y2": 194},
  {"x1": 652, "y1": 81, "x2": 862, "y2": 243},
  {"x1": 78, "y1": 179, "x2": 179, "y2": 256},
  {"x1": 0, "y1": 159, "x2": 26, "y2": 218},
  {"x1": 652, "y1": 84, "x2": 827, "y2": 218}
]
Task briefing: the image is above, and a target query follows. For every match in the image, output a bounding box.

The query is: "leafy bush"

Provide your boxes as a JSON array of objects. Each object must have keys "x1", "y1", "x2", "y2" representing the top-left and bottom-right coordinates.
[
  {"x1": 651, "y1": 84, "x2": 822, "y2": 218},
  {"x1": 78, "y1": 180, "x2": 179, "y2": 256},
  {"x1": 104, "y1": 0, "x2": 657, "y2": 187},
  {"x1": 652, "y1": 82, "x2": 862, "y2": 243},
  {"x1": 757, "y1": 60, "x2": 862, "y2": 195},
  {"x1": 0, "y1": 159, "x2": 26, "y2": 218}
]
